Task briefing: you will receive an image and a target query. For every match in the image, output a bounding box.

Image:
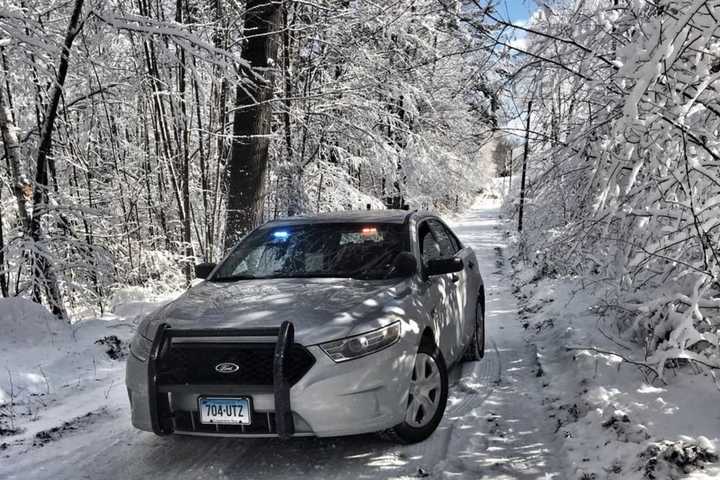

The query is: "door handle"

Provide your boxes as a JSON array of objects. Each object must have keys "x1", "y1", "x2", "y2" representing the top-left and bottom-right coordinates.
[{"x1": 451, "y1": 273, "x2": 459, "y2": 283}]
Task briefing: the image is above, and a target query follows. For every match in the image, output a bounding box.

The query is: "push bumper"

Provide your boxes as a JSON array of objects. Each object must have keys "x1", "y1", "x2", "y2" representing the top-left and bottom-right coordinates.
[{"x1": 125, "y1": 321, "x2": 417, "y2": 438}]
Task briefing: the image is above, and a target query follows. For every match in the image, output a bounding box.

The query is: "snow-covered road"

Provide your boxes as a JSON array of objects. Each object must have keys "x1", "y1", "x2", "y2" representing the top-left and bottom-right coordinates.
[{"x1": 2, "y1": 200, "x2": 562, "y2": 479}]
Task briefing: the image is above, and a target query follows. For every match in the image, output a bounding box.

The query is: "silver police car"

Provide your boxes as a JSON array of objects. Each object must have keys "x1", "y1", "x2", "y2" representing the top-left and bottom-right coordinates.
[{"x1": 126, "y1": 210, "x2": 485, "y2": 444}]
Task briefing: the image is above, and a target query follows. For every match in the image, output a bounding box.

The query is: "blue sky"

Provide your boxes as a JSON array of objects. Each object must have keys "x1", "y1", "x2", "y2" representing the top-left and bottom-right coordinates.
[
  {"x1": 496, "y1": 0, "x2": 537, "y2": 23},
  {"x1": 493, "y1": 0, "x2": 537, "y2": 52}
]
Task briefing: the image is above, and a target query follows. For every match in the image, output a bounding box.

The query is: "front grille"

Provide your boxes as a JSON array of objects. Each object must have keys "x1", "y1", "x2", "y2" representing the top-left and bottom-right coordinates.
[
  {"x1": 157, "y1": 342, "x2": 315, "y2": 386},
  {"x1": 173, "y1": 409, "x2": 278, "y2": 435}
]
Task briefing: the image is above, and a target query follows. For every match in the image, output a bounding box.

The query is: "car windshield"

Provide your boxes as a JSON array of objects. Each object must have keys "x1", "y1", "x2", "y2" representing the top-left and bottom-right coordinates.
[{"x1": 211, "y1": 222, "x2": 409, "y2": 281}]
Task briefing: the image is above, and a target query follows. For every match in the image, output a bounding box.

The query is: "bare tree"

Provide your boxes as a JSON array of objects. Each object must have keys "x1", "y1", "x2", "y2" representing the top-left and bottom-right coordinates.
[{"x1": 28, "y1": 0, "x2": 86, "y2": 318}]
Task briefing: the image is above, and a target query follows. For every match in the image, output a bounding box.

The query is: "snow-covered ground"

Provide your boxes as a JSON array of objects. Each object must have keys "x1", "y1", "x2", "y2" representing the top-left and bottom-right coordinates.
[
  {"x1": 510, "y1": 252, "x2": 720, "y2": 480},
  {"x1": 0, "y1": 200, "x2": 717, "y2": 479},
  {"x1": 0, "y1": 289, "x2": 178, "y2": 448}
]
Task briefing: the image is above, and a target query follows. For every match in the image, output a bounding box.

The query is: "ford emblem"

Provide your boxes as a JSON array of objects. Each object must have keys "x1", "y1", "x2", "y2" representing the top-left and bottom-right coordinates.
[{"x1": 215, "y1": 362, "x2": 240, "y2": 374}]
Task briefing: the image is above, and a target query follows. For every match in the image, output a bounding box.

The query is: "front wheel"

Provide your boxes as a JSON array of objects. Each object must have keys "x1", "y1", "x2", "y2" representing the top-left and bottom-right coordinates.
[
  {"x1": 462, "y1": 300, "x2": 485, "y2": 361},
  {"x1": 384, "y1": 342, "x2": 448, "y2": 444}
]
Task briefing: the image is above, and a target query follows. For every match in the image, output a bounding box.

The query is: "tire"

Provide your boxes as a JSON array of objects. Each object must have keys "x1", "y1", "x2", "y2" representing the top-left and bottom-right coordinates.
[
  {"x1": 462, "y1": 300, "x2": 485, "y2": 361},
  {"x1": 383, "y1": 342, "x2": 449, "y2": 444}
]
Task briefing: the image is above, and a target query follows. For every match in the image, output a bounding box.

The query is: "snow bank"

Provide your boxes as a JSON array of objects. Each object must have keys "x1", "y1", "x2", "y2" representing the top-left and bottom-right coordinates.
[
  {"x1": 0, "y1": 298, "x2": 71, "y2": 347},
  {"x1": 508, "y1": 252, "x2": 720, "y2": 479},
  {"x1": 0, "y1": 295, "x2": 170, "y2": 445},
  {"x1": 1, "y1": 299, "x2": 73, "y2": 405},
  {"x1": 109, "y1": 286, "x2": 181, "y2": 322}
]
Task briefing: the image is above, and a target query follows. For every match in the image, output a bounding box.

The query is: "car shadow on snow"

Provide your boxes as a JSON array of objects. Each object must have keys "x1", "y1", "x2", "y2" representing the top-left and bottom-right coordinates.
[{"x1": 150, "y1": 433, "x2": 407, "y2": 478}]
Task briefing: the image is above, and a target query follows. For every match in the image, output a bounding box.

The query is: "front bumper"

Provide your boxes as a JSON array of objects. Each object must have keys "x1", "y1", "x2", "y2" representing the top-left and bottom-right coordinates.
[{"x1": 125, "y1": 322, "x2": 417, "y2": 438}]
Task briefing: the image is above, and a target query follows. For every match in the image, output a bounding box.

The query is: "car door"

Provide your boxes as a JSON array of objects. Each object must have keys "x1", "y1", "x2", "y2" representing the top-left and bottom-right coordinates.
[
  {"x1": 415, "y1": 220, "x2": 454, "y2": 361},
  {"x1": 438, "y1": 220, "x2": 480, "y2": 350},
  {"x1": 427, "y1": 219, "x2": 466, "y2": 361}
]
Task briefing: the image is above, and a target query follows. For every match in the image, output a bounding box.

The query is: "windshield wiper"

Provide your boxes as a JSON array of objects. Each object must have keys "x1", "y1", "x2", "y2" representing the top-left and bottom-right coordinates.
[
  {"x1": 209, "y1": 274, "x2": 257, "y2": 282},
  {"x1": 265, "y1": 273, "x2": 345, "y2": 279}
]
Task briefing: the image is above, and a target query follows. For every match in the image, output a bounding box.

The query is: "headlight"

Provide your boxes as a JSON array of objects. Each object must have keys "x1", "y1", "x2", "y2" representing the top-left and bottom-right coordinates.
[
  {"x1": 320, "y1": 321, "x2": 401, "y2": 362},
  {"x1": 129, "y1": 334, "x2": 152, "y2": 362}
]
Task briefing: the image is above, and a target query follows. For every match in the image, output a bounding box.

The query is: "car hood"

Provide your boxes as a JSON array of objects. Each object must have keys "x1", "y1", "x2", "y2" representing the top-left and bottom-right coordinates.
[{"x1": 140, "y1": 277, "x2": 412, "y2": 345}]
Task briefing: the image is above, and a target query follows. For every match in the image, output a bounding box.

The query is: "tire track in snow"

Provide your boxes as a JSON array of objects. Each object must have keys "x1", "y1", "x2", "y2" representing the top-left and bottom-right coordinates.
[
  {"x1": 401, "y1": 338, "x2": 502, "y2": 474},
  {"x1": 428, "y1": 199, "x2": 562, "y2": 479},
  {"x1": 448, "y1": 339, "x2": 502, "y2": 418}
]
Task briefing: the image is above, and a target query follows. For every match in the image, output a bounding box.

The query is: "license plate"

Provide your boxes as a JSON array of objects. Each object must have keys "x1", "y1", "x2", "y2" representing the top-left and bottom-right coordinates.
[{"x1": 198, "y1": 397, "x2": 251, "y2": 425}]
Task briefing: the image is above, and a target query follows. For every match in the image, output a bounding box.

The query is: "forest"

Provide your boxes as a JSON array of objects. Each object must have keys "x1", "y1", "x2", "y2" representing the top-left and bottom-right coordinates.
[
  {"x1": 1, "y1": 0, "x2": 719, "y2": 378},
  {"x1": 0, "y1": 0, "x2": 500, "y2": 319}
]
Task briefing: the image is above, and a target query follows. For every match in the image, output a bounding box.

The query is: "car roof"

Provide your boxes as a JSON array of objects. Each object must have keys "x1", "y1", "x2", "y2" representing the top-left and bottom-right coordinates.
[{"x1": 261, "y1": 209, "x2": 416, "y2": 228}]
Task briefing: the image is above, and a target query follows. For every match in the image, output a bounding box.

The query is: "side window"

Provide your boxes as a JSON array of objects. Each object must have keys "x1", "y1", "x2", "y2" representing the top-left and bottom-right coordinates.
[
  {"x1": 448, "y1": 232, "x2": 462, "y2": 252},
  {"x1": 418, "y1": 222, "x2": 442, "y2": 263},
  {"x1": 441, "y1": 222, "x2": 462, "y2": 252},
  {"x1": 428, "y1": 220, "x2": 456, "y2": 257}
]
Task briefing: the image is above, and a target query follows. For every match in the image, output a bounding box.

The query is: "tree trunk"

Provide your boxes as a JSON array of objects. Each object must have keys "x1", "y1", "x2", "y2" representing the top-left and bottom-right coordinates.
[
  {"x1": 0, "y1": 181, "x2": 7, "y2": 297},
  {"x1": 282, "y1": 2, "x2": 303, "y2": 217},
  {"x1": 0, "y1": 85, "x2": 31, "y2": 234},
  {"x1": 0, "y1": 54, "x2": 31, "y2": 300},
  {"x1": 207, "y1": 0, "x2": 227, "y2": 262},
  {"x1": 224, "y1": 0, "x2": 282, "y2": 249},
  {"x1": 192, "y1": 61, "x2": 209, "y2": 260},
  {"x1": 176, "y1": 0, "x2": 193, "y2": 285}
]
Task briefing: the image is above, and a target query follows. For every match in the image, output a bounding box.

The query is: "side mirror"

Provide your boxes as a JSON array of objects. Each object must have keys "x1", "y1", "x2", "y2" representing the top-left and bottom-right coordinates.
[
  {"x1": 426, "y1": 257, "x2": 463, "y2": 276},
  {"x1": 194, "y1": 262, "x2": 217, "y2": 279},
  {"x1": 393, "y1": 252, "x2": 418, "y2": 277}
]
